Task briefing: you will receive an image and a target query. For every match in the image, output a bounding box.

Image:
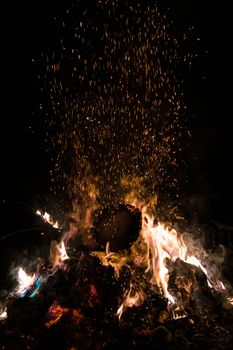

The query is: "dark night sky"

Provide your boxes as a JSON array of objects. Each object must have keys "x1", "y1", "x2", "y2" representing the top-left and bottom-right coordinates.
[{"x1": 1, "y1": 0, "x2": 233, "y2": 231}]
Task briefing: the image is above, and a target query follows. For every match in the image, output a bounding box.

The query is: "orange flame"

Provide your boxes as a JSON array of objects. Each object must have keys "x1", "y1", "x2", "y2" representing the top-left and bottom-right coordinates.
[
  {"x1": 45, "y1": 302, "x2": 83, "y2": 328},
  {"x1": 129, "y1": 200, "x2": 226, "y2": 308},
  {"x1": 91, "y1": 242, "x2": 128, "y2": 279},
  {"x1": 141, "y1": 214, "x2": 183, "y2": 305},
  {"x1": 141, "y1": 211, "x2": 226, "y2": 302},
  {"x1": 45, "y1": 302, "x2": 68, "y2": 328},
  {"x1": 93, "y1": 197, "x2": 228, "y2": 318}
]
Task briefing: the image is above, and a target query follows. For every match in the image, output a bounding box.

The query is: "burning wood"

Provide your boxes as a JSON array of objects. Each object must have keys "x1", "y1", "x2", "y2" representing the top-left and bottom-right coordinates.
[
  {"x1": 36, "y1": 210, "x2": 59, "y2": 229},
  {"x1": 0, "y1": 205, "x2": 233, "y2": 350},
  {"x1": 50, "y1": 240, "x2": 69, "y2": 270},
  {"x1": 16, "y1": 267, "x2": 37, "y2": 297},
  {"x1": 117, "y1": 285, "x2": 144, "y2": 320}
]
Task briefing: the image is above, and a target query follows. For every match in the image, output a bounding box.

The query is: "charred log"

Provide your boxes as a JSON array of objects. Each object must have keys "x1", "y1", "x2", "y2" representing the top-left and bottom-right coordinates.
[{"x1": 92, "y1": 204, "x2": 141, "y2": 252}]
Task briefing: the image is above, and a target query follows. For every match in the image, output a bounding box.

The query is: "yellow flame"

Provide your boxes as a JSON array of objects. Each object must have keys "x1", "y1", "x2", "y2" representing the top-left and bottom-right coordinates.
[
  {"x1": 172, "y1": 309, "x2": 188, "y2": 320},
  {"x1": 91, "y1": 242, "x2": 128, "y2": 279},
  {"x1": 117, "y1": 287, "x2": 144, "y2": 320},
  {"x1": 50, "y1": 240, "x2": 69, "y2": 270},
  {"x1": 141, "y1": 215, "x2": 181, "y2": 304},
  {"x1": 36, "y1": 210, "x2": 59, "y2": 228},
  {"x1": 16, "y1": 267, "x2": 36, "y2": 296},
  {"x1": 219, "y1": 281, "x2": 226, "y2": 290},
  {"x1": 94, "y1": 198, "x2": 228, "y2": 315},
  {"x1": 134, "y1": 201, "x2": 225, "y2": 305},
  {"x1": 185, "y1": 255, "x2": 212, "y2": 288},
  {"x1": 0, "y1": 310, "x2": 7, "y2": 321}
]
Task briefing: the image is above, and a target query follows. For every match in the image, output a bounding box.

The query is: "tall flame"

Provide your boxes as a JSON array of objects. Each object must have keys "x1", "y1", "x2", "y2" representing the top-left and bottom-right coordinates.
[
  {"x1": 11, "y1": 198, "x2": 230, "y2": 323},
  {"x1": 141, "y1": 214, "x2": 184, "y2": 305},
  {"x1": 140, "y1": 206, "x2": 224, "y2": 304}
]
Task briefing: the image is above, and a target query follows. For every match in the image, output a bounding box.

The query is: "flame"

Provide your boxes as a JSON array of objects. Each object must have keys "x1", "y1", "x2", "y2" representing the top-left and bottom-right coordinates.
[
  {"x1": 0, "y1": 309, "x2": 7, "y2": 321},
  {"x1": 45, "y1": 302, "x2": 83, "y2": 328},
  {"x1": 50, "y1": 240, "x2": 69, "y2": 270},
  {"x1": 172, "y1": 308, "x2": 188, "y2": 320},
  {"x1": 219, "y1": 281, "x2": 226, "y2": 290},
  {"x1": 92, "y1": 198, "x2": 229, "y2": 317},
  {"x1": 16, "y1": 267, "x2": 36, "y2": 297},
  {"x1": 28, "y1": 277, "x2": 43, "y2": 298},
  {"x1": 36, "y1": 210, "x2": 59, "y2": 228},
  {"x1": 45, "y1": 302, "x2": 68, "y2": 328},
  {"x1": 62, "y1": 219, "x2": 79, "y2": 244},
  {"x1": 9, "y1": 198, "x2": 229, "y2": 323},
  {"x1": 184, "y1": 257, "x2": 226, "y2": 291},
  {"x1": 141, "y1": 216, "x2": 182, "y2": 305},
  {"x1": 138, "y1": 201, "x2": 230, "y2": 306},
  {"x1": 185, "y1": 255, "x2": 212, "y2": 288},
  {"x1": 91, "y1": 242, "x2": 128, "y2": 279},
  {"x1": 117, "y1": 286, "x2": 144, "y2": 320}
]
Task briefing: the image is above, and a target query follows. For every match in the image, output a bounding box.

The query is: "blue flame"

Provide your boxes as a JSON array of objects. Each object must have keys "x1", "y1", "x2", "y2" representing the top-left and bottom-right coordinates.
[
  {"x1": 20, "y1": 290, "x2": 28, "y2": 298},
  {"x1": 29, "y1": 278, "x2": 42, "y2": 298},
  {"x1": 20, "y1": 277, "x2": 43, "y2": 299}
]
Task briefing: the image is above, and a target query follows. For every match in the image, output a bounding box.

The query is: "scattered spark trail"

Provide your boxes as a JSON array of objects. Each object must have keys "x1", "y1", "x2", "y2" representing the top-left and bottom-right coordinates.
[{"x1": 38, "y1": 1, "x2": 194, "y2": 215}]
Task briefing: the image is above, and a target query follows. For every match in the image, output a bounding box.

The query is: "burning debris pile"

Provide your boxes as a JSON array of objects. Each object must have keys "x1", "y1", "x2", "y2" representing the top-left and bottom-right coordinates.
[
  {"x1": 0, "y1": 203, "x2": 233, "y2": 349},
  {"x1": 21, "y1": 1, "x2": 232, "y2": 348}
]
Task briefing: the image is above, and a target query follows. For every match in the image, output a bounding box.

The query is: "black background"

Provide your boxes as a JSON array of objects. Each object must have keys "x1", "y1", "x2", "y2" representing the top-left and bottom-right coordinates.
[{"x1": 1, "y1": 0, "x2": 233, "y2": 233}]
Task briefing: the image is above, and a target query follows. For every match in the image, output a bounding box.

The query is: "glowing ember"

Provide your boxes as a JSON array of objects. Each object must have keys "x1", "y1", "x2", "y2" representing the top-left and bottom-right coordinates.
[
  {"x1": 172, "y1": 308, "x2": 188, "y2": 320},
  {"x1": 16, "y1": 267, "x2": 36, "y2": 297},
  {"x1": 36, "y1": 210, "x2": 59, "y2": 228},
  {"x1": 45, "y1": 302, "x2": 83, "y2": 328},
  {"x1": 227, "y1": 296, "x2": 233, "y2": 305}
]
